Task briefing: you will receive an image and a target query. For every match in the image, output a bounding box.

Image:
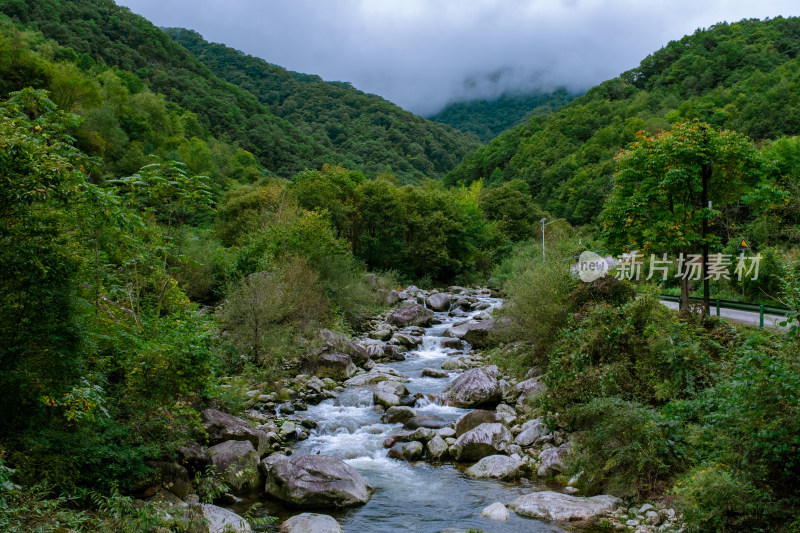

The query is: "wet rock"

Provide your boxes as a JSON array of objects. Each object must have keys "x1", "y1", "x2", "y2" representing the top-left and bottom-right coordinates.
[
  {"x1": 507, "y1": 492, "x2": 623, "y2": 522},
  {"x1": 426, "y1": 435, "x2": 448, "y2": 461},
  {"x1": 278, "y1": 402, "x2": 295, "y2": 415},
  {"x1": 403, "y1": 415, "x2": 448, "y2": 430},
  {"x1": 440, "y1": 358, "x2": 465, "y2": 371},
  {"x1": 374, "y1": 380, "x2": 409, "y2": 408},
  {"x1": 208, "y1": 440, "x2": 262, "y2": 492},
  {"x1": 421, "y1": 367, "x2": 448, "y2": 378},
  {"x1": 481, "y1": 502, "x2": 511, "y2": 521},
  {"x1": 280, "y1": 513, "x2": 342, "y2": 533},
  {"x1": 442, "y1": 367, "x2": 501, "y2": 408},
  {"x1": 192, "y1": 503, "x2": 251, "y2": 532},
  {"x1": 369, "y1": 328, "x2": 393, "y2": 341},
  {"x1": 466, "y1": 455, "x2": 523, "y2": 480},
  {"x1": 455, "y1": 409, "x2": 498, "y2": 437},
  {"x1": 344, "y1": 366, "x2": 408, "y2": 387},
  {"x1": 387, "y1": 441, "x2": 424, "y2": 461},
  {"x1": 392, "y1": 333, "x2": 421, "y2": 348},
  {"x1": 440, "y1": 337, "x2": 462, "y2": 350},
  {"x1": 387, "y1": 304, "x2": 434, "y2": 328},
  {"x1": 201, "y1": 409, "x2": 269, "y2": 457},
  {"x1": 426, "y1": 293, "x2": 452, "y2": 312},
  {"x1": 382, "y1": 406, "x2": 417, "y2": 425},
  {"x1": 451, "y1": 423, "x2": 512, "y2": 461},
  {"x1": 261, "y1": 454, "x2": 373, "y2": 508}
]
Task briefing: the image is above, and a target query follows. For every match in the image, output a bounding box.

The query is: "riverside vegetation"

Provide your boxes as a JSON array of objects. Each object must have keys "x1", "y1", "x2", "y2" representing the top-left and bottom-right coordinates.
[{"x1": 0, "y1": 1, "x2": 800, "y2": 532}]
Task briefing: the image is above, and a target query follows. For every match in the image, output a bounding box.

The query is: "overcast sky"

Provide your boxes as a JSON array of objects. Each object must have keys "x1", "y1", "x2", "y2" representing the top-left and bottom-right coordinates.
[{"x1": 118, "y1": 0, "x2": 800, "y2": 116}]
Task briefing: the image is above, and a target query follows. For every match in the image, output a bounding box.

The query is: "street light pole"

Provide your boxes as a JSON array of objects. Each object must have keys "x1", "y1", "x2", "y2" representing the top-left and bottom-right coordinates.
[{"x1": 541, "y1": 217, "x2": 555, "y2": 263}]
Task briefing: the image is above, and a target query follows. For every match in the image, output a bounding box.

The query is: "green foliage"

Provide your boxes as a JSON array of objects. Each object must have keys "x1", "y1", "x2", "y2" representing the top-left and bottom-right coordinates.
[
  {"x1": 446, "y1": 17, "x2": 800, "y2": 227},
  {"x1": 566, "y1": 398, "x2": 684, "y2": 497},
  {"x1": 429, "y1": 89, "x2": 578, "y2": 142},
  {"x1": 167, "y1": 28, "x2": 480, "y2": 183}
]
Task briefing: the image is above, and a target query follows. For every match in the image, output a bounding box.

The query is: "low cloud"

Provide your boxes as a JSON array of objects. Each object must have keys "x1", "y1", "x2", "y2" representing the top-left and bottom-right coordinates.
[{"x1": 119, "y1": 0, "x2": 800, "y2": 115}]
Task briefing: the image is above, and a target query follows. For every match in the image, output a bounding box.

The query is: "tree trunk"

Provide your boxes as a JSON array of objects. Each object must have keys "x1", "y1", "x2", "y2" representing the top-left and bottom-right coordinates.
[{"x1": 680, "y1": 277, "x2": 691, "y2": 312}]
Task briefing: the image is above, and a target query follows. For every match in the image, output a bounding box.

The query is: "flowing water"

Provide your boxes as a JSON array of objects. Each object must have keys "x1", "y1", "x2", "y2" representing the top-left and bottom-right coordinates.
[{"x1": 239, "y1": 295, "x2": 569, "y2": 532}]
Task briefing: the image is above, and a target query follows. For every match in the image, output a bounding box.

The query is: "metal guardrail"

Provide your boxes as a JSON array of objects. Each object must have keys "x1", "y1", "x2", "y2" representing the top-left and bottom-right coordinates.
[{"x1": 659, "y1": 294, "x2": 790, "y2": 328}]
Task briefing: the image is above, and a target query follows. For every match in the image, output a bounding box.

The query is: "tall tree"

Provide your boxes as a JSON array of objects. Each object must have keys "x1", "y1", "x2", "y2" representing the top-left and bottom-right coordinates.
[{"x1": 602, "y1": 120, "x2": 779, "y2": 309}]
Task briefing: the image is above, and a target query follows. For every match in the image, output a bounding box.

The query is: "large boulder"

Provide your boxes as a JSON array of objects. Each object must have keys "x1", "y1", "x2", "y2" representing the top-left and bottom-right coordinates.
[
  {"x1": 387, "y1": 441, "x2": 424, "y2": 461},
  {"x1": 538, "y1": 443, "x2": 571, "y2": 476},
  {"x1": 442, "y1": 367, "x2": 501, "y2": 408},
  {"x1": 466, "y1": 455, "x2": 523, "y2": 479},
  {"x1": 513, "y1": 378, "x2": 548, "y2": 407},
  {"x1": 455, "y1": 409, "x2": 499, "y2": 437},
  {"x1": 207, "y1": 440, "x2": 262, "y2": 492},
  {"x1": 261, "y1": 454, "x2": 373, "y2": 508},
  {"x1": 280, "y1": 513, "x2": 342, "y2": 533},
  {"x1": 426, "y1": 293, "x2": 452, "y2": 312},
  {"x1": 514, "y1": 418, "x2": 548, "y2": 447},
  {"x1": 403, "y1": 415, "x2": 448, "y2": 430},
  {"x1": 507, "y1": 492, "x2": 622, "y2": 522},
  {"x1": 426, "y1": 436, "x2": 449, "y2": 461},
  {"x1": 344, "y1": 366, "x2": 408, "y2": 387},
  {"x1": 144, "y1": 461, "x2": 192, "y2": 499},
  {"x1": 201, "y1": 409, "x2": 268, "y2": 457},
  {"x1": 319, "y1": 329, "x2": 369, "y2": 364},
  {"x1": 177, "y1": 442, "x2": 212, "y2": 477},
  {"x1": 382, "y1": 406, "x2": 417, "y2": 425},
  {"x1": 373, "y1": 380, "x2": 409, "y2": 408},
  {"x1": 451, "y1": 423, "x2": 512, "y2": 461},
  {"x1": 445, "y1": 319, "x2": 494, "y2": 348},
  {"x1": 302, "y1": 350, "x2": 357, "y2": 381},
  {"x1": 192, "y1": 503, "x2": 251, "y2": 532},
  {"x1": 387, "y1": 304, "x2": 434, "y2": 328}
]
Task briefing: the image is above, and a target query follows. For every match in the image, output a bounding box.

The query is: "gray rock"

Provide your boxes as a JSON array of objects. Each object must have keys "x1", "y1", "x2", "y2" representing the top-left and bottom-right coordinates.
[
  {"x1": 537, "y1": 443, "x2": 571, "y2": 476},
  {"x1": 507, "y1": 492, "x2": 623, "y2": 522},
  {"x1": 421, "y1": 367, "x2": 448, "y2": 378},
  {"x1": 201, "y1": 409, "x2": 269, "y2": 457},
  {"x1": 426, "y1": 436, "x2": 448, "y2": 461},
  {"x1": 261, "y1": 454, "x2": 373, "y2": 508},
  {"x1": 177, "y1": 442, "x2": 212, "y2": 476},
  {"x1": 302, "y1": 350, "x2": 357, "y2": 381},
  {"x1": 207, "y1": 440, "x2": 262, "y2": 492},
  {"x1": 403, "y1": 415, "x2": 448, "y2": 430},
  {"x1": 466, "y1": 455, "x2": 523, "y2": 479},
  {"x1": 144, "y1": 461, "x2": 192, "y2": 499},
  {"x1": 280, "y1": 513, "x2": 342, "y2": 533},
  {"x1": 514, "y1": 419, "x2": 547, "y2": 447},
  {"x1": 451, "y1": 423, "x2": 512, "y2": 461},
  {"x1": 387, "y1": 441, "x2": 424, "y2": 461},
  {"x1": 344, "y1": 366, "x2": 408, "y2": 386},
  {"x1": 481, "y1": 502, "x2": 511, "y2": 521},
  {"x1": 513, "y1": 378, "x2": 547, "y2": 406},
  {"x1": 455, "y1": 409, "x2": 499, "y2": 437},
  {"x1": 442, "y1": 367, "x2": 501, "y2": 408},
  {"x1": 392, "y1": 333, "x2": 421, "y2": 348},
  {"x1": 193, "y1": 503, "x2": 251, "y2": 532},
  {"x1": 445, "y1": 319, "x2": 494, "y2": 348},
  {"x1": 369, "y1": 328, "x2": 393, "y2": 341},
  {"x1": 387, "y1": 304, "x2": 434, "y2": 328},
  {"x1": 426, "y1": 293, "x2": 452, "y2": 312},
  {"x1": 440, "y1": 337, "x2": 462, "y2": 349},
  {"x1": 373, "y1": 380, "x2": 409, "y2": 407},
  {"x1": 382, "y1": 406, "x2": 417, "y2": 425},
  {"x1": 386, "y1": 290, "x2": 401, "y2": 305}
]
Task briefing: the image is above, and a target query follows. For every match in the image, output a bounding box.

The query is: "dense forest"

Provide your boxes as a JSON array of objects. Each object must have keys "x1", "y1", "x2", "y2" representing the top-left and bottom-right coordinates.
[
  {"x1": 166, "y1": 28, "x2": 481, "y2": 182},
  {"x1": 0, "y1": 0, "x2": 479, "y2": 182},
  {"x1": 446, "y1": 17, "x2": 800, "y2": 226},
  {"x1": 429, "y1": 89, "x2": 577, "y2": 142},
  {"x1": 1, "y1": 1, "x2": 800, "y2": 531}
]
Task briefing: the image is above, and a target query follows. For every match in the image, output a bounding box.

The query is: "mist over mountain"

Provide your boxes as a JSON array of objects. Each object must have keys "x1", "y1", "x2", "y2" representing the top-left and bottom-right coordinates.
[{"x1": 116, "y1": 0, "x2": 800, "y2": 115}]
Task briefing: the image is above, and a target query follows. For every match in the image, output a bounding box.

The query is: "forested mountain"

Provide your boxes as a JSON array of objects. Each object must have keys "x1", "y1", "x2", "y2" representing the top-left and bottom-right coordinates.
[
  {"x1": 165, "y1": 28, "x2": 480, "y2": 182},
  {"x1": 428, "y1": 89, "x2": 577, "y2": 142},
  {"x1": 446, "y1": 17, "x2": 800, "y2": 225},
  {"x1": 0, "y1": 0, "x2": 478, "y2": 182}
]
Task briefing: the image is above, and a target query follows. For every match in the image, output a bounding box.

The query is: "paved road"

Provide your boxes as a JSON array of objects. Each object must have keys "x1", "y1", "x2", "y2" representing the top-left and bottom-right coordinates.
[{"x1": 660, "y1": 300, "x2": 788, "y2": 329}]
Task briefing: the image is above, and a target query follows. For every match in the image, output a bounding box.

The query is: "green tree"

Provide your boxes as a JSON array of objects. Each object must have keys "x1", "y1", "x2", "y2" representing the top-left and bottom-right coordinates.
[{"x1": 602, "y1": 121, "x2": 777, "y2": 308}]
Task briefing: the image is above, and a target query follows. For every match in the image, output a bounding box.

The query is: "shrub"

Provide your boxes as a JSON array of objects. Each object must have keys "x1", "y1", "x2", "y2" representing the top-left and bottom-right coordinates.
[{"x1": 566, "y1": 398, "x2": 685, "y2": 498}]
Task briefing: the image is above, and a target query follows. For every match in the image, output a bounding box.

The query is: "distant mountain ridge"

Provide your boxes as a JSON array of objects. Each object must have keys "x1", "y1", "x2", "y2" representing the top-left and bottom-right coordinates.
[
  {"x1": 166, "y1": 28, "x2": 480, "y2": 182},
  {"x1": 446, "y1": 16, "x2": 800, "y2": 225},
  {"x1": 429, "y1": 89, "x2": 578, "y2": 142}
]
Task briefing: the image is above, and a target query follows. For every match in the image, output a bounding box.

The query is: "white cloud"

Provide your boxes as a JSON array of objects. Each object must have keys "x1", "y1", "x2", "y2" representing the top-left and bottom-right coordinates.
[{"x1": 118, "y1": 0, "x2": 800, "y2": 115}]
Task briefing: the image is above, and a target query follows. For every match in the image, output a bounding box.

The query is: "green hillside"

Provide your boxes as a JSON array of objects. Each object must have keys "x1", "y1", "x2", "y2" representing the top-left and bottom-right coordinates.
[
  {"x1": 428, "y1": 89, "x2": 577, "y2": 142},
  {"x1": 0, "y1": 0, "x2": 346, "y2": 177},
  {"x1": 446, "y1": 17, "x2": 800, "y2": 225},
  {"x1": 166, "y1": 28, "x2": 480, "y2": 182}
]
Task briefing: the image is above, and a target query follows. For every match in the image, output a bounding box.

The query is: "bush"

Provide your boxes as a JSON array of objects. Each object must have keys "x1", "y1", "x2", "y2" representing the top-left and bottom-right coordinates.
[{"x1": 566, "y1": 397, "x2": 685, "y2": 498}]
